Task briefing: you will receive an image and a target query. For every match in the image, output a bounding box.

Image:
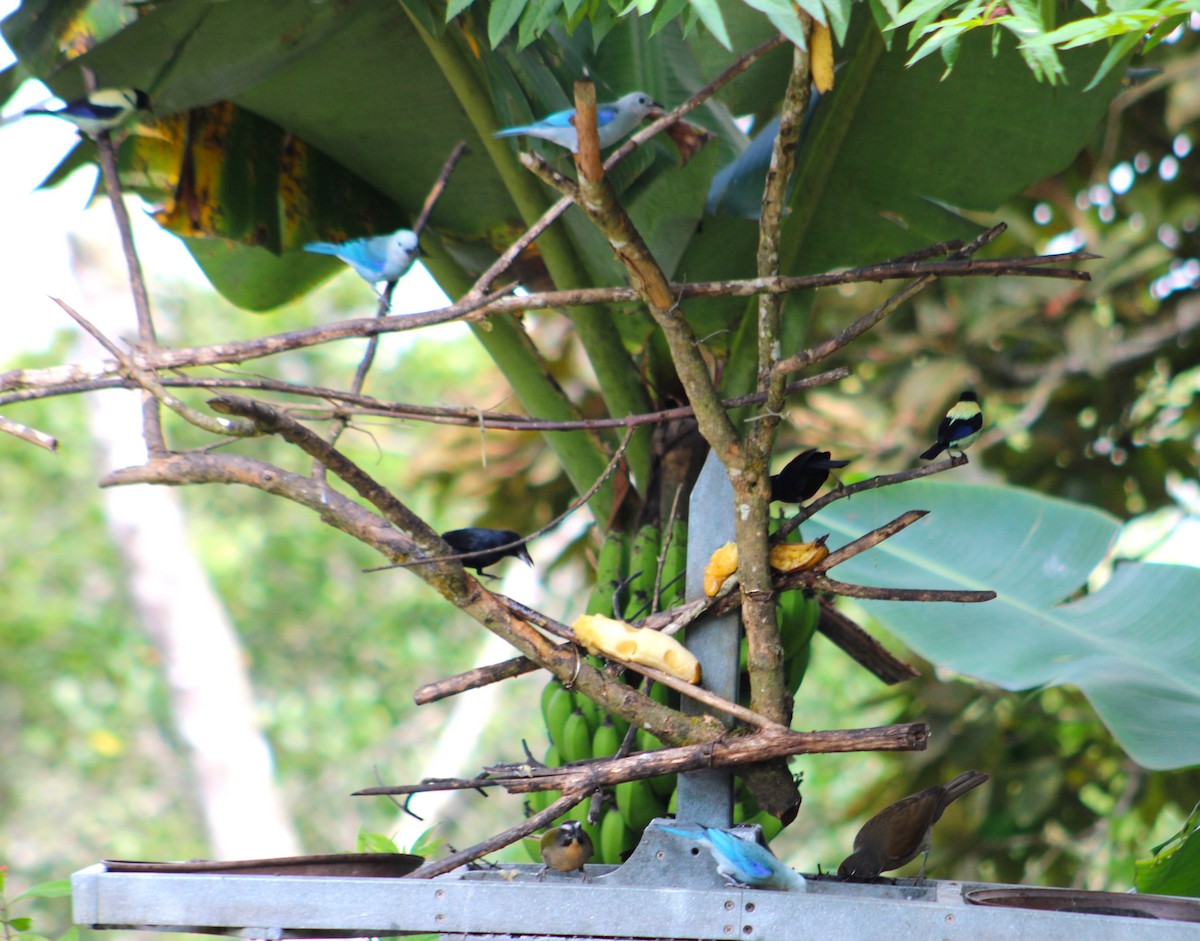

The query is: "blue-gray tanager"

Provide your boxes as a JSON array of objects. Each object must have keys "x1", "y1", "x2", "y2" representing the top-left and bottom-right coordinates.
[
  {"x1": 303, "y1": 228, "x2": 420, "y2": 286},
  {"x1": 22, "y1": 88, "x2": 151, "y2": 136},
  {"x1": 493, "y1": 91, "x2": 660, "y2": 153},
  {"x1": 659, "y1": 825, "x2": 807, "y2": 891}
]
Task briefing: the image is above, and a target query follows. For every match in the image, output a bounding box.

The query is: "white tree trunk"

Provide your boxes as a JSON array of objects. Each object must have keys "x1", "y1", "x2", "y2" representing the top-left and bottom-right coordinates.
[{"x1": 71, "y1": 216, "x2": 301, "y2": 859}]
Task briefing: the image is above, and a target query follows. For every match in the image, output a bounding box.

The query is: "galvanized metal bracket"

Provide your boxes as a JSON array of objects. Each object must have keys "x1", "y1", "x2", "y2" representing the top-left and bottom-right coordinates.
[{"x1": 678, "y1": 451, "x2": 739, "y2": 827}]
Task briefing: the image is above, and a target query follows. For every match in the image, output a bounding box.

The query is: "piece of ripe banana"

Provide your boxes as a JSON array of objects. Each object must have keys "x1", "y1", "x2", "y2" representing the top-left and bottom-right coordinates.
[
  {"x1": 703, "y1": 538, "x2": 830, "y2": 596},
  {"x1": 703, "y1": 542, "x2": 739, "y2": 597},
  {"x1": 768, "y1": 537, "x2": 829, "y2": 573},
  {"x1": 572, "y1": 613, "x2": 701, "y2": 683}
]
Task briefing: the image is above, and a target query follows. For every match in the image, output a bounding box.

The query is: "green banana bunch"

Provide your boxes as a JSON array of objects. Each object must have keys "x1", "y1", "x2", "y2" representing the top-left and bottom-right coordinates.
[
  {"x1": 658, "y1": 518, "x2": 688, "y2": 610},
  {"x1": 778, "y1": 585, "x2": 820, "y2": 694},
  {"x1": 531, "y1": 518, "x2": 701, "y2": 864},
  {"x1": 541, "y1": 680, "x2": 574, "y2": 753},
  {"x1": 586, "y1": 529, "x2": 631, "y2": 616},
  {"x1": 599, "y1": 800, "x2": 633, "y2": 863},
  {"x1": 622, "y1": 524, "x2": 661, "y2": 620},
  {"x1": 559, "y1": 709, "x2": 593, "y2": 764}
]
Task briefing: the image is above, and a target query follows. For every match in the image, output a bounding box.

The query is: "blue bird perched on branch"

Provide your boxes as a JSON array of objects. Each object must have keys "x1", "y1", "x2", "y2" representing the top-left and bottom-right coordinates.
[
  {"x1": 21, "y1": 88, "x2": 151, "y2": 137},
  {"x1": 920, "y1": 390, "x2": 983, "y2": 459},
  {"x1": 659, "y1": 825, "x2": 807, "y2": 892},
  {"x1": 303, "y1": 228, "x2": 420, "y2": 288},
  {"x1": 494, "y1": 91, "x2": 660, "y2": 154}
]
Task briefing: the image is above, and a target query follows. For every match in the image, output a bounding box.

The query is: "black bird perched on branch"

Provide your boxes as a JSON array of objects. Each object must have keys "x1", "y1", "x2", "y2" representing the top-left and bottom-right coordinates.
[
  {"x1": 539, "y1": 820, "x2": 593, "y2": 878},
  {"x1": 770, "y1": 449, "x2": 850, "y2": 504},
  {"x1": 920, "y1": 391, "x2": 983, "y2": 460},
  {"x1": 837, "y1": 770, "x2": 989, "y2": 881},
  {"x1": 440, "y1": 528, "x2": 533, "y2": 576},
  {"x1": 22, "y1": 88, "x2": 151, "y2": 136}
]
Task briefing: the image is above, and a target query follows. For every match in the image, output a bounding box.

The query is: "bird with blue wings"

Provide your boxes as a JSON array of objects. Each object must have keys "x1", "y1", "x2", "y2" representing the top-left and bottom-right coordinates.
[
  {"x1": 19, "y1": 87, "x2": 151, "y2": 137},
  {"x1": 303, "y1": 228, "x2": 420, "y2": 289},
  {"x1": 494, "y1": 91, "x2": 660, "y2": 153},
  {"x1": 920, "y1": 390, "x2": 983, "y2": 460},
  {"x1": 659, "y1": 825, "x2": 807, "y2": 891}
]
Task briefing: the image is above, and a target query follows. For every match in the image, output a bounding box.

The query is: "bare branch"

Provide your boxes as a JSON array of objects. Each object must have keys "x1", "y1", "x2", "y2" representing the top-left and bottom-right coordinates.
[
  {"x1": 741, "y1": 39, "x2": 814, "y2": 736},
  {"x1": 53, "y1": 298, "x2": 259, "y2": 439},
  {"x1": 0, "y1": 413, "x2": 57, "y2": 451},
  {"x1": 360, "y1": 720, "x2": 929, "y2": 800},
  {"x1": 1, "y1": 251, "x2": 1092, "y2": 394},
  {"x1": 773, "y1": 454, "x2": 965, "y2": 542},
  {"x1": 409, "y1": 790, "x2": 588, "y2": 879},
  {"x1": 83, "y1": 66, "x2": 164, "y2": 454},
  {"x1": 466, "y1": 34, "x2": 789, "y2": 299},
  {"x1": 364, "y1": 427, "x2": 635, "y2": 574},
  {"x1": 816, "y1": 599, "x2": 920, "y2": 684},
  {"x1": 2, "y1": 369, "x2": 850, "y2": 428}
]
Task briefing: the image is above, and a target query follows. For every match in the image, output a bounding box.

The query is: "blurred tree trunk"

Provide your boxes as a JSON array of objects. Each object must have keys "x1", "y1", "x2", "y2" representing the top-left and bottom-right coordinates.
[{"x1": 71, "y1": 222, "x2": 300, "y2": 859}]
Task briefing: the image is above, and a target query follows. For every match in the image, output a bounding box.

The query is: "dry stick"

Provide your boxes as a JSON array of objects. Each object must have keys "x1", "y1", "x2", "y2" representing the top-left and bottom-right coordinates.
[
  {"x1": 813, "y1": 511, "x2": 926, "y2": 572},
  {"x1": 816, "y1": 599, "x2": 920, "y2": 684},
  {"x1": 82, "y1": 67, "x2": 165, "y2": 454},
  {"x1": 467, "y1": 34, "x2": 789, "y2": 299},
  {"x1": 359, "y1": 722, "x2": 928, "y2": 801},
  {"x1": 414, "y1": 510, "x2": 989, "y2": 705},
  {"x1": 53, "y1": 299, "x2": 258, "y2": 439},
  {"x1": 104, "y1": 445, "x2": 703, "y2": 749},
  {"x1": 414, "y1": 656, "x2": 540, "y2": 703},
  {"x1": 362, "y1": 426, "x2": 635, "y2": 574},
  {"x1": 773, "y1": 454, "x2": 965, "y2": 543},
  {"x1": 775, "y1": 223, "x2": 1009, "y2": 377},
  {"x1": 497, "y1": 596, "x2": 784, "y2": 730},
  {"x1": 1, "y1": 366, "x2": 848, "y2": 428},
  {"x1": 320, "y1": 142, "x2": 469, "y2": 482},
  {"x1": 0, "y1": 413, "x2": 57, "y2": 451},
  {"x1": 547, "y1": 84, "x2": 739, "y2": 463},
  {"x1": 1, "y1": 250, "x2": 1092, "y2": 394},
  {"x1": 740, "y1": 40, "x2": 814, "y2": 741},
  {"x1": 208, "y1": 395, "x2": 436, "y2": 543},
  {"x1": 651, "y1": 484, "x2": 685, "y2": 613},
  {"x1": 408, "y1": 790, "x2": 589, "y2": 879},
  {"x1": 366, "y1": 720, "x2": 930, "y2": 877}
]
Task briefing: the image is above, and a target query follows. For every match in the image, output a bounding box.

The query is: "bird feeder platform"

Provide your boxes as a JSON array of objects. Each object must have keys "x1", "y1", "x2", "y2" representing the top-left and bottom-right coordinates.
[{"x1": 72, "y1": 822, "x2": 1200, "y2": 940}]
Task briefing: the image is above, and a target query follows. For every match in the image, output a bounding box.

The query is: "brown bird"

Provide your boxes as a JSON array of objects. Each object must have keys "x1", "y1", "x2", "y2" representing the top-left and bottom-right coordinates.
[
  {"x1": 837, "y1": 770, "x2": 989, "y2": 881},
  {"x1": 539, "y1": 820, "x2": 593, "y2": 879}
]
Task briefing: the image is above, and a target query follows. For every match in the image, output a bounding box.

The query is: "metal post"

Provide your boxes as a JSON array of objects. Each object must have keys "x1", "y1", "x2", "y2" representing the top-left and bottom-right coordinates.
[{"x1": 677, "y1": 449, "x2": 740, "y2": 826}]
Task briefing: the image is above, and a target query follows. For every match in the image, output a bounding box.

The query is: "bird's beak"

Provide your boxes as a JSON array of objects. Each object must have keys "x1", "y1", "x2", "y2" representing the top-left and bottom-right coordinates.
[{"x1": 518, "y1": 546, "x2": 534, "y2": 567}]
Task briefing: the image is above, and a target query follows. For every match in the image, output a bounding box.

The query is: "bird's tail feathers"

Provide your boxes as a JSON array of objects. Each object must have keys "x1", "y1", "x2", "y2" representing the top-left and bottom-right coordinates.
[
  {"x1": 919, "y1": 442, "x2": 946, "y2": 460},
  {"x1": 303, "y1": 242, "x2": 341, "y2": 256},
  {"x1": 493, "y1": 127, "x2": 529, "y2": 139},
  {"x1": 657, "y1": 825, "x2": 703, "y2": 840},
  {"x1": 943, "y1": 770, "x2": 989, "y2": 803}
]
